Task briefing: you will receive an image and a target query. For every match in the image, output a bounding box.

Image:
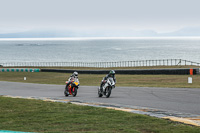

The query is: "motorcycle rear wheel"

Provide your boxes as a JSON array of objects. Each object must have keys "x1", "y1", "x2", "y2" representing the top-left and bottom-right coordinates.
[
  {"x1": 98, "y1": 88, "x2": 103, "y2": 97},
  {"x1": 64, "y1": 85, "x2": 69, "y2": 97}
]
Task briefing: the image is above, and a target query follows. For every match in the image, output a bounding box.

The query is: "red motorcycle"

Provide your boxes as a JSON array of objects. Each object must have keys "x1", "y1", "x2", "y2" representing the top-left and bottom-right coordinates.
[{"x1": 64, "y1": 77, "x2": 79, "y2": 97}]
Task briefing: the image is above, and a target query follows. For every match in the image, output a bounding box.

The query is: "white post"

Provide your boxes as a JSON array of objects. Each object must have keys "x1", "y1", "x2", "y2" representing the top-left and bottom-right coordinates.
[{"x1": 188, "y1": 77, "x2": 192, "y2": 84}]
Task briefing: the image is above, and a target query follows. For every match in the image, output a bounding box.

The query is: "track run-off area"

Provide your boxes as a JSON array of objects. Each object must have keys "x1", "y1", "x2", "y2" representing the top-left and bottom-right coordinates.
[{"x1": 0, "y1": 81, "x2": 200, "y2": 126}]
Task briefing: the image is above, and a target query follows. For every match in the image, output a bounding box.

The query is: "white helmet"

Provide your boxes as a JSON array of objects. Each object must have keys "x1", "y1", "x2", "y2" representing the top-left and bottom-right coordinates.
[{"x1": 73, "y1": 71, "x2": 78, "y2": 76}]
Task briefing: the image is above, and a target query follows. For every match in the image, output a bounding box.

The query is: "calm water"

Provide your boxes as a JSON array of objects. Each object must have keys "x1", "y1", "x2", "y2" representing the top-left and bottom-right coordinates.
[{"x1": 0, "y1": 38, "x2": 200, "y2": 63}]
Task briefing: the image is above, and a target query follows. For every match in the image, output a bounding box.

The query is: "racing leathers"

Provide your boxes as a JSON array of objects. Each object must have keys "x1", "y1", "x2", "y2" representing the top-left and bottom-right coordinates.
[{"x1": 100, "y1": 74, "x2": 116, "y2": 91}]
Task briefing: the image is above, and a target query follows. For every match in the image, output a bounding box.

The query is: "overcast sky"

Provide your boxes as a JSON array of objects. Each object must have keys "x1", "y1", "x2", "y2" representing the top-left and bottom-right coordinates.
[{"x1": 0, "y1": 0, "x2": 200, "y2": 34}]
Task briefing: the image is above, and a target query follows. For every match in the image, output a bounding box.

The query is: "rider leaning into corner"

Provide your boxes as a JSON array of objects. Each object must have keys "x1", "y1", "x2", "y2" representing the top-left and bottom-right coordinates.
[{"x1": 100, "y1": 70, "x2": 116, "y2": 91}]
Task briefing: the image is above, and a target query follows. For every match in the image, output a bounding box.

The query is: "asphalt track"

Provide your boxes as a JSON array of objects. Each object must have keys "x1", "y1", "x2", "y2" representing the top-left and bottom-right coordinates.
[{"x1": 0, "y1": 81, "x2": 200, "y2": 116}]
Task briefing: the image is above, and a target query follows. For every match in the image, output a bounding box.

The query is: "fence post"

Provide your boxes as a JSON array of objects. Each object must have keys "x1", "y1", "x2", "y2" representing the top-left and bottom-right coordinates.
[{"x1": 171, "y1": 59, "x2": 172, "y2": 66}]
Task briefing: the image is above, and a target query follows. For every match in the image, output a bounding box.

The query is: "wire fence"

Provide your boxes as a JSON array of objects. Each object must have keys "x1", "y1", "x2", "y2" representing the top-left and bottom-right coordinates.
[{"x1": 1, "y1": 59, "x2": 200, "y2": 68}]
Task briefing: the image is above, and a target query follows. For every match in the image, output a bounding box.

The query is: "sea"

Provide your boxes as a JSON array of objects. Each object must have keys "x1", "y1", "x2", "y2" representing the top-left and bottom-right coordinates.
[{"x1": 0, "y1": 37, "x2": 200, "y2": 63}]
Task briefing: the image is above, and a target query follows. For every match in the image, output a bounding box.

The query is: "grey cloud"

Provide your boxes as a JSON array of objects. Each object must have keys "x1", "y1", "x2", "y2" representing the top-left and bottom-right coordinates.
[{"x1": 0, "y1": 0, "x2": 200, "y2": 33}]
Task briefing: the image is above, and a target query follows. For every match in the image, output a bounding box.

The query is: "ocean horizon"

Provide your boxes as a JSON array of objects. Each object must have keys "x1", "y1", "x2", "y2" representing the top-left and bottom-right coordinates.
[{"x1": 1, "y1": 37, "x2": 200, "y2": 64}]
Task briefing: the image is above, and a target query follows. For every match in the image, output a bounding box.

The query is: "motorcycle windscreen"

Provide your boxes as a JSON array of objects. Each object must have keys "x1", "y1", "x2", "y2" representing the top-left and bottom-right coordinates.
[{"x1": 108, "y1": 77, "x2": 114, "y2": 84}]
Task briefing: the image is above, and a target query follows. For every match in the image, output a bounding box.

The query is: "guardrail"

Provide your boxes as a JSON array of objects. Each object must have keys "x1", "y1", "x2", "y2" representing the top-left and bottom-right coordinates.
[
  {"x1": 41, "y1": 68, "x2": 200, "y2": 75},
  {"x1": 1, "y1": 68, "x2": 199, "y2": 75},
  {"x1": 0, "y1": 59, "x2": 200, "y2": 68}
]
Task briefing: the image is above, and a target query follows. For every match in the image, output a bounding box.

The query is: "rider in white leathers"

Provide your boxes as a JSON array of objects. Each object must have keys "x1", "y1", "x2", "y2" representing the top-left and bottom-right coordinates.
[{"x1": 100, "y1": 70, "x2": 116, "y2": 91}]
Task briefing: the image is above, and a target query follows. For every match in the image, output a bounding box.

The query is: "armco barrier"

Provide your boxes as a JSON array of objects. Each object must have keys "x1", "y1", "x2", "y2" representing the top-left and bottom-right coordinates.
[
  {"x1": 115, "y1": 68, "x2": 198, "y2": 75},
  {"x1": 0, "y1": 68, "x2": 40, "y2": 72},
  {"x1": 1, "y1": 68, "x2": 199, "y2": 75},
  {"x1": 41, "y1": 68, "x2": 200, "y2": 75}
]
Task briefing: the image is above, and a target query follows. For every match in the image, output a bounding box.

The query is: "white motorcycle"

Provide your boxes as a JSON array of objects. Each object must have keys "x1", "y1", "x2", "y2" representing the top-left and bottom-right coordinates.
[{"x1": 98, "y1": 77, "x2": 115, "y2": 98}]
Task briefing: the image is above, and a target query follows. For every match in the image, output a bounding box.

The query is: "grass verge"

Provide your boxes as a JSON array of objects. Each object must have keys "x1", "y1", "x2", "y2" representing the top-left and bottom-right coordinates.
[
  {"x1": 0, "y1": 96, "x2": 200, "y2": 133},
  {"x1": 0, "y1": 72, "x2": 200, "y2": 88}
]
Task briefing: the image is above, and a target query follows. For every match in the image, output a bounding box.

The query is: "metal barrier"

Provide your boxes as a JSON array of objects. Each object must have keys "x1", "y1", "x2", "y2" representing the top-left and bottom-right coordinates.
[
  {"x1": 1, "y1": 68, "x2": 199, "y2": 75},
  {"x1": 0, "y1": 59, "x2": 200, "y2": 68},
  {"x1": 41, "y1": 68, "x2": 200, "y2": 75}
]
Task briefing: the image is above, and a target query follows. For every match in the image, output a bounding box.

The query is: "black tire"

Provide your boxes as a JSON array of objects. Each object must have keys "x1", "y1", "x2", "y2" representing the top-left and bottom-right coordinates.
[
  {"x1": 98, "y1": 88, "x2": 103, "y2": 97},
  {"x1": 105, "y1": 87, "x2": 112, "y2": 98},
  {"x1": 64, "y1": 85, "x2": 69, "y2": 97},
  {"x1": 72, "y1": 87, "x2": 77, "y2": 97}
]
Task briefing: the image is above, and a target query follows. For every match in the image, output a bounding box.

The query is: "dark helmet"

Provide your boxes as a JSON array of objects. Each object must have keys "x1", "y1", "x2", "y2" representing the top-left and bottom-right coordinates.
[
  {"x1": 109, "y1": 70, "x2": 115, "y2": 76},
  {"x1": 73, "y1": 71, "x2": 78, "y2": 77}
]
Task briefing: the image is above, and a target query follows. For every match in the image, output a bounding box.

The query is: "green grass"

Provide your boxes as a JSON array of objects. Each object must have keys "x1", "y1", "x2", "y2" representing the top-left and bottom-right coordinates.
[
  {"x1": 0, "y1": 96, "x2": 200, "y2": 133},
  {"x1": 0, "y1": 72, "x2": 200, "y2": 88}
]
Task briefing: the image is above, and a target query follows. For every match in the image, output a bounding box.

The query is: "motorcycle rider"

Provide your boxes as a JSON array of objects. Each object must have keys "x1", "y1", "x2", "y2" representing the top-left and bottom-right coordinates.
[
  {"x1": 100, "y1": 70, "x2": 116, "y2": 91},
  {"x1": 68, "y1": 71, "x2": 79, "y2": 81},
  {"x1": 66, "y1": 71, "x2": 79, "y2": 87}
]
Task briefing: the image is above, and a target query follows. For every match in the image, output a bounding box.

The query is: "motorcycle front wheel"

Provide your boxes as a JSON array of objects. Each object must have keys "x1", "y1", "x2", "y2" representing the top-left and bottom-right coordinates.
[
  {"x1": 72, "y1": 87, "x2": 77, "y2": 97},
  {"x1": 105, "y1": 87, "x2": 112, "y2": 98}
]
